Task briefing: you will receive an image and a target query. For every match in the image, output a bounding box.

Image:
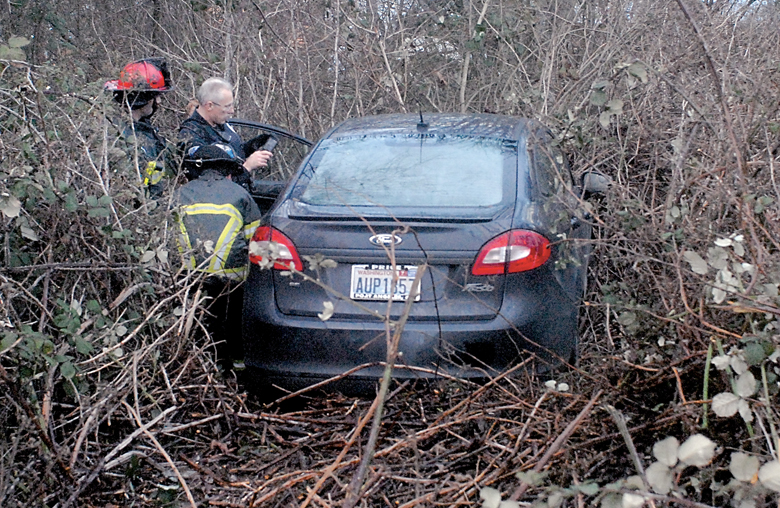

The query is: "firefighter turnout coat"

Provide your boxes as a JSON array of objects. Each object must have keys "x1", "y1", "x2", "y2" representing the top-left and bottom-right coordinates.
[{"x1": 175, "y1": 170, "x2": 262, "y2": 280}]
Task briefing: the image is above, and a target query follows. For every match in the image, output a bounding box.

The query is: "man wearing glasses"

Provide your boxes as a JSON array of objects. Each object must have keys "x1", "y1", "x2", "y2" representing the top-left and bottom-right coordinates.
[{"x1": 179, "y1": 77, "x2": 272, "y2": 189}]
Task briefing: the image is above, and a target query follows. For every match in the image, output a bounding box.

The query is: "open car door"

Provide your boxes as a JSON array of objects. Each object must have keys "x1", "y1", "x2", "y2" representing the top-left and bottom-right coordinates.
[{"x1": 229, "y1": 119, "x2": 312, "y2": 214}]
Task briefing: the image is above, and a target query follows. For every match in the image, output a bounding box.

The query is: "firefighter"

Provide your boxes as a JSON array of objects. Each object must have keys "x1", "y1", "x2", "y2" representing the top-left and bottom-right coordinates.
[
  {"x1": 175, "y1": 144, "x2": 262, "y2": 370},
  {"x1": 104, "y1": 58, "x2": 176, "y2": 198}
]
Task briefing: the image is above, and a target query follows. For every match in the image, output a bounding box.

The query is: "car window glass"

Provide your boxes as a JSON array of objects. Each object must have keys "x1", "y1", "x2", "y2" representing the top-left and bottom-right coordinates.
[
  {"x1": 230, "y1": 123, "x2": 310, "y2": 181},
  {"x1": 296, "y1": 135, "x2": 514, "y2": 208}
]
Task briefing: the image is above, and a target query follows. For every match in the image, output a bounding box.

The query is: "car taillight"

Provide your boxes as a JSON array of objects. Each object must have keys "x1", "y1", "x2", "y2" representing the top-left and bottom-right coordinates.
[
  {"x1": 248, "y1": 226, "x2": 303, "y2": 271},
  {"x1": 471, "y1": 230, "x2": 551, "y2": 275}
]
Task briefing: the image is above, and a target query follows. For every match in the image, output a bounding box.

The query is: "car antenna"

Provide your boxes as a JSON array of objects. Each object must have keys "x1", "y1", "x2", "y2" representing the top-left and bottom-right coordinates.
[{"x1": 417, "y1": 104, "x2": 428, "y2": 131}]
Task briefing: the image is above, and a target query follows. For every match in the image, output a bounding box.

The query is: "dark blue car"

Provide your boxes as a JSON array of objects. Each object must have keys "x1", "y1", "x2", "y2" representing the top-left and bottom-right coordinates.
[{"x1": 242, "y1": 113, "x2": 604, "y2": 389}]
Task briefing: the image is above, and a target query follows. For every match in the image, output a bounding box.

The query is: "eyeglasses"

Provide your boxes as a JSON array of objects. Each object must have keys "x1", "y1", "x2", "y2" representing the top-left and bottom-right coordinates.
[{"x1": 211, "y1": 101, "x2": 234, "y2": 109}]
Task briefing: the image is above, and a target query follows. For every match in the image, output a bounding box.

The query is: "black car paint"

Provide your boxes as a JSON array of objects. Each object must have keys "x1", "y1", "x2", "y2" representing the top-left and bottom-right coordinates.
[{"x1": 242, "y1": 113, "x2": 591, "y2": 386}]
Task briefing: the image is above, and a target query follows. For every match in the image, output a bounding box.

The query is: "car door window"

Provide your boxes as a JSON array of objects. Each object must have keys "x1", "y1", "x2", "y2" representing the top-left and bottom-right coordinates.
[{"x1": 229, "y1": 120, "x2": 311, "y2": 181}]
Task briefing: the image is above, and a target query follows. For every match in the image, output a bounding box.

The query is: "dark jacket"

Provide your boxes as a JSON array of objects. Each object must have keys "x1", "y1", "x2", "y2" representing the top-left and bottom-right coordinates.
[
  {"x1": 178, "y1": 110, "x2": 252, "y2": 190},
  {"x1": 174, "y1": 170, "x2": 262, "y2": 280},
  {"x1": 120, "y1": 119, "x2": 174, "y2": 198}
]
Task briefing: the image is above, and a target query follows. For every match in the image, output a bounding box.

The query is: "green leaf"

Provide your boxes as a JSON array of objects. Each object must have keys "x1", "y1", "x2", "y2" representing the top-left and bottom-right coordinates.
[
  {"x1": 480, "y1": 487, "x2": 501, "y2": 508},
  {"x1": 591, "y1": 79, "x2": 609, "y2": 90},
  {"x1": 653, "y1": 436, "x2": 679, "y2": 467},
  {"x1": 515, "y1": 470, "x2": 547, "y2": 486},
  {"x1": 60, "y1": 362, "x2": 76, "y2": 379},
  {"x1": 617, "y1": 311, "x2": 636, "y2": 326},
  {"x1": 590, "y1": 89, "x2": 607, "y2": 107},
  {"x1": 0, "y1": 45, "x2": 26, "y2": 60},
  {"x1": 712, "y1": 392, "x2": 740, "y2": 417},
  {"x1": 743, "y1": 343, "x2": 766, "y2": 366},
  {"x1": 8, "y1": 36, "x2": 31, "y2": 48},
  {"x1": 599, "y1": 111, "x2": 612, "y2": 129},
  {"x1": 730, "y1": 452, "x2": 759, "y2": 482},
  {"x1": 627, "y1": 62, "x2": 648, "y2": 83},
  {"x1": 86, "y1": 195, "x2": 99, "y2": 207},
  {"x1": 0, "y1": 194, "x2": 22, "y2": 218},
  {"x1": 74, "y1": 336, "x2": 93, "y2": 355},
  {"x1": 574, "y1": 482, "x2": 599, "y2": 496},
  {"x1": 98, "y1": 195, "x2": 113, "y2": 206},
  {"x1": 606, "y1": 99, "x2": 624, "y2": 115},
  {"x1": 87, "y1": 207, "x2": 111, "y2": 217},
  {"x1": 600, "y1": 494, "x2": 623, "y2": 508},
  {"x1": 677, "y1": 434, "x2": 716, "y2": 467},
  {"x1": 759, "y1": 460, "x2": 780, "y2": 492},
  {"x1": 735, "y1": 371, "x2": 756, "y2": 398},
  {"x1": 646, "y1": 461, "x2": 673, "y2": 494},
  {"x1": 1, "y1": 333, "x2": 18, "y2": 352},
  {"x1": 20, "y1": 224, "x2": 39, "y2": 241},
  {"x1": 683, "y1": 250, "x2": 708, "y2": 275}
]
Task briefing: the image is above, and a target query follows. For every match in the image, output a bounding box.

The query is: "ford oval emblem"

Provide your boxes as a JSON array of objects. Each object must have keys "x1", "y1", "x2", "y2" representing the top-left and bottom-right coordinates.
[{"x1": 369, "y1": 234, "x2": 402, "y2": 247}]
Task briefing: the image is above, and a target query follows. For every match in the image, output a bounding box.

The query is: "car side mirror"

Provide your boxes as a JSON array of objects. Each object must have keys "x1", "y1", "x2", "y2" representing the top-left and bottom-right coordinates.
[{"x1": 581, "y1": 171, "x2": 611, "y2": 198}]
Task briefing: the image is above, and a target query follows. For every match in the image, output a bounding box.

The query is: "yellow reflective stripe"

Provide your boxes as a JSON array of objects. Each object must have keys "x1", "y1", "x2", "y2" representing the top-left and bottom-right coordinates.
[
  {"x1": 210, "y1": 214, "x2": 242, "y2": 273},
  {"x1": 244, "y1": 219, "x2": 260, "y2": 241},
  {"x1": 180, "y1": 203, "x2": 244, "y2": 275},
  {"x1": 176, "y1": 214, "x2": 198, "y2": 270}
]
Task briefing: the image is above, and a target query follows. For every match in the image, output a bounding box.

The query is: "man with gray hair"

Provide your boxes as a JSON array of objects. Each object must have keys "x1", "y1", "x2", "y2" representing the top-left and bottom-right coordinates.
[{"x1": 179, "y1": 77, "x2": 272, "y2": 189}]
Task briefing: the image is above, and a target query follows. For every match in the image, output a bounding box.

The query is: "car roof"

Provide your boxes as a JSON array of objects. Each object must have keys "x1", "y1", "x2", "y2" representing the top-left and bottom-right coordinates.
[{"x1": 326, "y1": 113, "x2": 542, "y2": 141}]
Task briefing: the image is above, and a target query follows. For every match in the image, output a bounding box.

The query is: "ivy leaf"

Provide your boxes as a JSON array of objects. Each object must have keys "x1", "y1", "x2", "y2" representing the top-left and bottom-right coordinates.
[
  {"x1": 758, "y1": 460, "x2": 780, "y2": 492},
  {"x1": 317, "y1": 301, "x2": 334, "y2": 321},
  {"x1": 653, "y1": 436, "x2": 679, "y2": 467},
  {"x1": 712, "y1": 392, "x2": 741, "y2": 417},
  {"x1": 646, "y1": 461, "x2": 673, "y2": 494},
  {"x1": 677, "y1": 434, "x2": 716, "y2": 467},
  {"x1": 683, "y1": 251, "x2": 708, "y2": 275},
  {"x1": 730, "y1": 452, "x2": 759, "y2": 483}
]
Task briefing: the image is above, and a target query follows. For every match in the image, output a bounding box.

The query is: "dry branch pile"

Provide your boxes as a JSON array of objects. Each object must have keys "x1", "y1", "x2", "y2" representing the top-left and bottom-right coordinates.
[{"x1": 1, "y1": 0, "x2": 780, "y2": 506}]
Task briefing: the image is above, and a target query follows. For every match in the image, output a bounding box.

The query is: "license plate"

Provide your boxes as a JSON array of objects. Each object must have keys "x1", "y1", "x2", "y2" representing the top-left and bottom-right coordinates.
[{"x1": 350, "y1": 264, "x2": 421, "y2": 301}]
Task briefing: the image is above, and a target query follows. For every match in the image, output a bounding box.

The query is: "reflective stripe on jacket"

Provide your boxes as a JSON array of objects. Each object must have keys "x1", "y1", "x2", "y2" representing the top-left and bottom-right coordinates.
[{"x1": 175, "y1": 170, "x2": 262, "y2": 280}]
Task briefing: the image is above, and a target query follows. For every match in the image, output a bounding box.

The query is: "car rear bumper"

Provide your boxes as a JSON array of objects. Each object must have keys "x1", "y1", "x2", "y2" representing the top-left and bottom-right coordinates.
[{"x1": 242, "y1": 267, "x2": 578, "y2": 384}]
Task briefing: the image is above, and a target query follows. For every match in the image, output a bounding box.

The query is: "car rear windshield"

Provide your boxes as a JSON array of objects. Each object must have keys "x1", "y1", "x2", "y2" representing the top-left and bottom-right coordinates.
[{"x1": 293, "y1": 134, "x2": 515, "y2": 209}]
